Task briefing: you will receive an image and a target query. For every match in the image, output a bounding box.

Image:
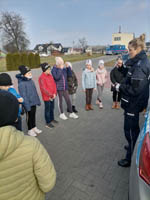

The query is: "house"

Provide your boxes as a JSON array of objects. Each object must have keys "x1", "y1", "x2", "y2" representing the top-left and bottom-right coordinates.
[
  {"x1": 34, "y1": 43, "x2": 63, "y2": 56},
  {"x1": 91, "y1": 45, "x2": 106, "y2": 54},
  {"x1": 85, "y1": 46, "x2": 92, "y2": 55},
  {"x1": 61, "y1": 47, "x2": 73, "y2": 55},
  {"x1": 71, "y1": 48, "x2": 82, "y2": 54},
  {"x1": 112, "y1": 32, "x2": 134, "y2": 49}
]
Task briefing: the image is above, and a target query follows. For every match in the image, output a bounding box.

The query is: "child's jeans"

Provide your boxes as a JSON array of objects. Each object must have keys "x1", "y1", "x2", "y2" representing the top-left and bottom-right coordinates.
[{"x1": 44, "y1": 100, "x2": 54, "y2": 124}]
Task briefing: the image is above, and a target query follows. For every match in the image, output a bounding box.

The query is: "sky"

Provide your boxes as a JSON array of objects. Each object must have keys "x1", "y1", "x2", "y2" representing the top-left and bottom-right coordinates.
[{"x1": 0, "y1": 0, "x2": 150, "y2": 49}]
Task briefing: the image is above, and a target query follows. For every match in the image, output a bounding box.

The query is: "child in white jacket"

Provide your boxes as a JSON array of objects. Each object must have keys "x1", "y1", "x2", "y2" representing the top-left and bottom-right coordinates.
[
  {"x1": 82, "y1": 59, "x2": 96, "y2": 111},
  {"x1": 96, "y1": 60, "x2": 107, "y2": 108}
]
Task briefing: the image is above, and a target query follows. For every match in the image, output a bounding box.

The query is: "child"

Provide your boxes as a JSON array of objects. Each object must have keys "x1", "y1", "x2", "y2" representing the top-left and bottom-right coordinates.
[
  {"x1": 52, "y1": 57, "x2": 78, "y2": 120},
  {"x1": 65, "y1": 62, "x2": 78, "y2": 113},
  {"x1": 82, "y1": 59, "x2": 96, "y2": 111},
  {"x1": 16, "y1": 65, "x2": 42, "y2": 136},
  {"x1": 110, "y1": 58, "x2": 127, "y2": 109},
  {"x1": 0, "y1": 73, "x2": 23, "y2": 130},
  {"x1": 96, "y1": 60, "x2": 107, "y2": 109},
  {"x1": 39, "y1": 62, "x2": 58, "y2": 128}
]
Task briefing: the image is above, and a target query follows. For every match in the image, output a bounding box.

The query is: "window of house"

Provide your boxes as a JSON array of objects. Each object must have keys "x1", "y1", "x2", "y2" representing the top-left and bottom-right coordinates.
[{"x1": 114, "y1": 37, "x2": 121, "y2": 41}]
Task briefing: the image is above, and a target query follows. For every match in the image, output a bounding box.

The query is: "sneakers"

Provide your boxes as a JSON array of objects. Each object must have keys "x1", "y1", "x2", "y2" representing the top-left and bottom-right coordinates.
[
  {"x1": 33, "y1": 127, "x2": 42, "y2": 134},
  {"x1": 51, "y1": 120, "x2": 59, "y2": 124},
  {"x1": 69, "y1": 112, "x2": 79, "y2": 119},
  {"x1": 45, "y1": 123, "x2": 55, "y2": 129},
  {"x1": 28, "y1": 129, "x2": 37, "y2": 137},
  {"x1": 72, "y1": 105, "x2": 78, "y2": 113},
  {"x1": 99, "y1": 102, "x2": 103, "y2": 109},
  {"x1": 59, "y1": 113, "x2": 68, "y2": 120}
]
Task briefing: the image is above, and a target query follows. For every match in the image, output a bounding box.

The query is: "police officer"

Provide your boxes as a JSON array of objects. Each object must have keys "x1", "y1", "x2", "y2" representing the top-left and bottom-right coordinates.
[{"x1": 116, "y1": 34, "x2": 150, "y2": 167}]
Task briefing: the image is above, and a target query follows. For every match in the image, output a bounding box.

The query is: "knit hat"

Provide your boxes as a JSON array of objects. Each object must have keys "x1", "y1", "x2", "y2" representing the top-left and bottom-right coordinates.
[
  {"x1": 86, "y1": 59, "x2": 92, "y2": 66},
  {"x1": 98, "y1": 60, "x2": 104, "y2": 66},
  {"x1": 18, "y1": 65, "x2": 31, "y2": 75},
  {"x1": 55, "y1": 57, "x2": 64, "y2": 66},
  {"x1": 40, "y1": 62, "x2": 50, "y2": 72},
  {"x1": 65, "y1": 62, "x2": 72, "y2": 69},
  {"x1": 0, "y1": 73, "x2": 12, "y2": 86},
  {"x1": 0, "y1": 90, "x2": 19, "y2": 127}
]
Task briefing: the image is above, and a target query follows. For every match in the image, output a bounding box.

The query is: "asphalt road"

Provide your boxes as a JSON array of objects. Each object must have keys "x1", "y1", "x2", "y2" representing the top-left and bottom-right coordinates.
[{"x1": 9, "y1": 55, "x2": 142, "y2": 200}]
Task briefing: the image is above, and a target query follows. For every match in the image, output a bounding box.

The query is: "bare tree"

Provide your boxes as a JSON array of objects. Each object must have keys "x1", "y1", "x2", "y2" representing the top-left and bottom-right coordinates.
[
  {"x1": 0, "y1": 11, "x2": 30, "y2": 52},
  {"x1": 78, "y1": 37, "x2": 88, "y2": 52}
]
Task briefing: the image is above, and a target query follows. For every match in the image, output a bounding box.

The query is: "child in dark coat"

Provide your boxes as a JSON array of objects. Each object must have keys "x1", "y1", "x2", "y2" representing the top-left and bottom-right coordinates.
[
  {"x1": 16, "y1": 65, "x2": 41, "y2": 136},
  {"x1": 66, "y1": 62, "x2": 78, "y2": 113},
  {"x1": 110, "y1": 58, "x2": 127, "y2": 109}
]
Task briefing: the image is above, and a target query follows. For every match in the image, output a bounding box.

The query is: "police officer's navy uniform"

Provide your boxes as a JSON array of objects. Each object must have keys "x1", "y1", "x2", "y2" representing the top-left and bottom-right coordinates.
[{"x1": 119, "y1": 50, "x2": 150, "y2": 165}]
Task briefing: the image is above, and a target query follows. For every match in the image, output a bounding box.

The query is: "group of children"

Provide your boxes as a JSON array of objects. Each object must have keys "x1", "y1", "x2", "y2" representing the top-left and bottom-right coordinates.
[
  {"x1": 82, "y1": 59, "x2": 108, "y2": 110},
  {"x1": 0, "y1": 57, "x2": 79, "y2": 136},
  {"x1": 0, "y1": 56, "x2": 125, "y2": 137}
]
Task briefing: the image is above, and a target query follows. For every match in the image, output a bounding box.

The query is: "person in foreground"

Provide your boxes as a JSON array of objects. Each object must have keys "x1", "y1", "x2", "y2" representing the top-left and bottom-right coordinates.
[
  {"x1": 0, "y1": 90, "x2": 56, "y2": 200},
  {"x1": 117, "y1": 34, "x2": 150, "y2": 167}
]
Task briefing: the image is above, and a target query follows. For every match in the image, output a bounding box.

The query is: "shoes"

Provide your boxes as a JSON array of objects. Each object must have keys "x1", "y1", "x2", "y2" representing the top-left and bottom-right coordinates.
[
  {"x1": 51, "y1": 120, "x2": 59, "y2": 124},
  {"x1": 72, "y1": 105, "x2": 78, "y2": 113},
  {"x1": 99, "y1": 102, "x2": 103, "y2": 109},
  {"x1": 33, "y1": 127, "x2": 42, "y2": 134},
  {"x1": 45, "y1": 123, "x2": 55, "y2": 129},
  {"x1": 28, "y1": 129, "x2": 37, "y2": 137},
  {"x1": 85, "y1": 104, "x2": 90, "y2": 111},
  {"x1": 116, "y1": 102, "x2": 120, "y2": 109},
  {"x1": 118, "y1": 159, "x2": 131, "y2": 167},
  {"x1": 59, "y1": 113, "x2": 68, "y2": 120},
  {"x1": 69, "y1": 112, "x2": 79, "y2": 119},
  {"x1": 112, "y1": 102, "x2": 116, "y2": 109},
  {"x1": 124, "y1": 145, "x2": 129, "y2": 151},
  {"x1": 88, "y1": 104, "x2": 94, "y2": 110},
  {"x1": 96, "y1": 100, "x2": 100, "y2": 105}
]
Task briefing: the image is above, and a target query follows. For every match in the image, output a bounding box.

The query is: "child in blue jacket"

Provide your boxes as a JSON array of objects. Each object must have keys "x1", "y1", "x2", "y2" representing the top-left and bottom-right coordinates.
[
  {"x1": 82, "y1": 59, "x2": 96, "y2": 110},
  {"x1": 0, "y1": 73, "x2": 23, "y2": 130}
]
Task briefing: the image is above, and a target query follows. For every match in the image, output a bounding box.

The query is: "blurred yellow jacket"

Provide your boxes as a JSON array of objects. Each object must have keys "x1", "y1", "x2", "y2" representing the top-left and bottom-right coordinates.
[{"x1": 0, "y1": 126, "x2": 56, "y2": 200}]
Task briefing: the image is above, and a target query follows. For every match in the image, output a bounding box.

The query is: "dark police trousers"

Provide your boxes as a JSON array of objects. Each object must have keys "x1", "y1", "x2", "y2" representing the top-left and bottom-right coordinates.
[{"x1": 124, "y1": 112, "x2": 140, "y2": 161}]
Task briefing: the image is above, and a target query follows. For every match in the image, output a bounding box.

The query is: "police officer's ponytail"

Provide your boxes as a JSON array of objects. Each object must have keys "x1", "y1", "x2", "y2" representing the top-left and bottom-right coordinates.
[{"x1": 129, "y1": 33, "x2": 146, "y2": 50}]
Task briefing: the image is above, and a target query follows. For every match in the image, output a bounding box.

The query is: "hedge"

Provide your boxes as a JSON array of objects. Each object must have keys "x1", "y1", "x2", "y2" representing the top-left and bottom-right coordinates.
[{"x1": 6, "y1": 53, "x2": 40, "y2": 71}]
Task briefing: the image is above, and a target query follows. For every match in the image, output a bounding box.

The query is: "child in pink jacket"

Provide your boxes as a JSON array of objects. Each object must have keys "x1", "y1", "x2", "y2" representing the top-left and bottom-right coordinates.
[{"x1": 96, "y1": 60, "x2": 107, "y2": 108}]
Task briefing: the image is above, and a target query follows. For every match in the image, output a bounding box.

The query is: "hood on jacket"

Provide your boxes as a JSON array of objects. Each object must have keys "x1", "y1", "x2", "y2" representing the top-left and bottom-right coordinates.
[
  {"x1": 0, "y1": 126, "x2": 24, "y2": 160},
  {"x1": 16, "y1": 73, "x2": 29, "y2": 83},
  {"x1": 125, "y1": 50, "x2": 147, "y2": 67}
]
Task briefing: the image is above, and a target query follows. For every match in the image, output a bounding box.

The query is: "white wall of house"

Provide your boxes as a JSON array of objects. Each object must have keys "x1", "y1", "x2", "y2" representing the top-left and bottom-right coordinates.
[{"x1": 112, "y1": 33, "x2": 134, "y2": 48}]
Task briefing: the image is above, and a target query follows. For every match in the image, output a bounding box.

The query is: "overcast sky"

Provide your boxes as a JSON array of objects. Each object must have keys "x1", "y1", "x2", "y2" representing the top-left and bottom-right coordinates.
[{"x1": 0, "y1": 0, "x2": 149, "y2": 49}]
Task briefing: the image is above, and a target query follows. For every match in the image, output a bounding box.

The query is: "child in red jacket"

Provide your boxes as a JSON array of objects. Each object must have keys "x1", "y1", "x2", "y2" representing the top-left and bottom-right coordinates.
[{"x1": 39, "y1": 63, "x2": 58, "y2": 128}]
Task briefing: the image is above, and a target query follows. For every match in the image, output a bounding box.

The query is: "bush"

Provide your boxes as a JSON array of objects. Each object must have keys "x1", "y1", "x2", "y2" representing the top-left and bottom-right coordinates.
[
  {"x1": 6, "y1": 52, "x2": 41, "y2": 71},
  {"x1": 34, "y1": 53, "x2": 40, "y2": 68},
  {"x1": 28, "y1": 53, "x2": 36, "y2": 68},
  {"x1": 6, "y1": 53, "x2": 13, "y2": 71},
  {"x1": 13, "y1": 53, "x2": 21, "y2": 69},
  {"x1": 21, "y1": 53, "x2": 29, "y2": 66}
]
